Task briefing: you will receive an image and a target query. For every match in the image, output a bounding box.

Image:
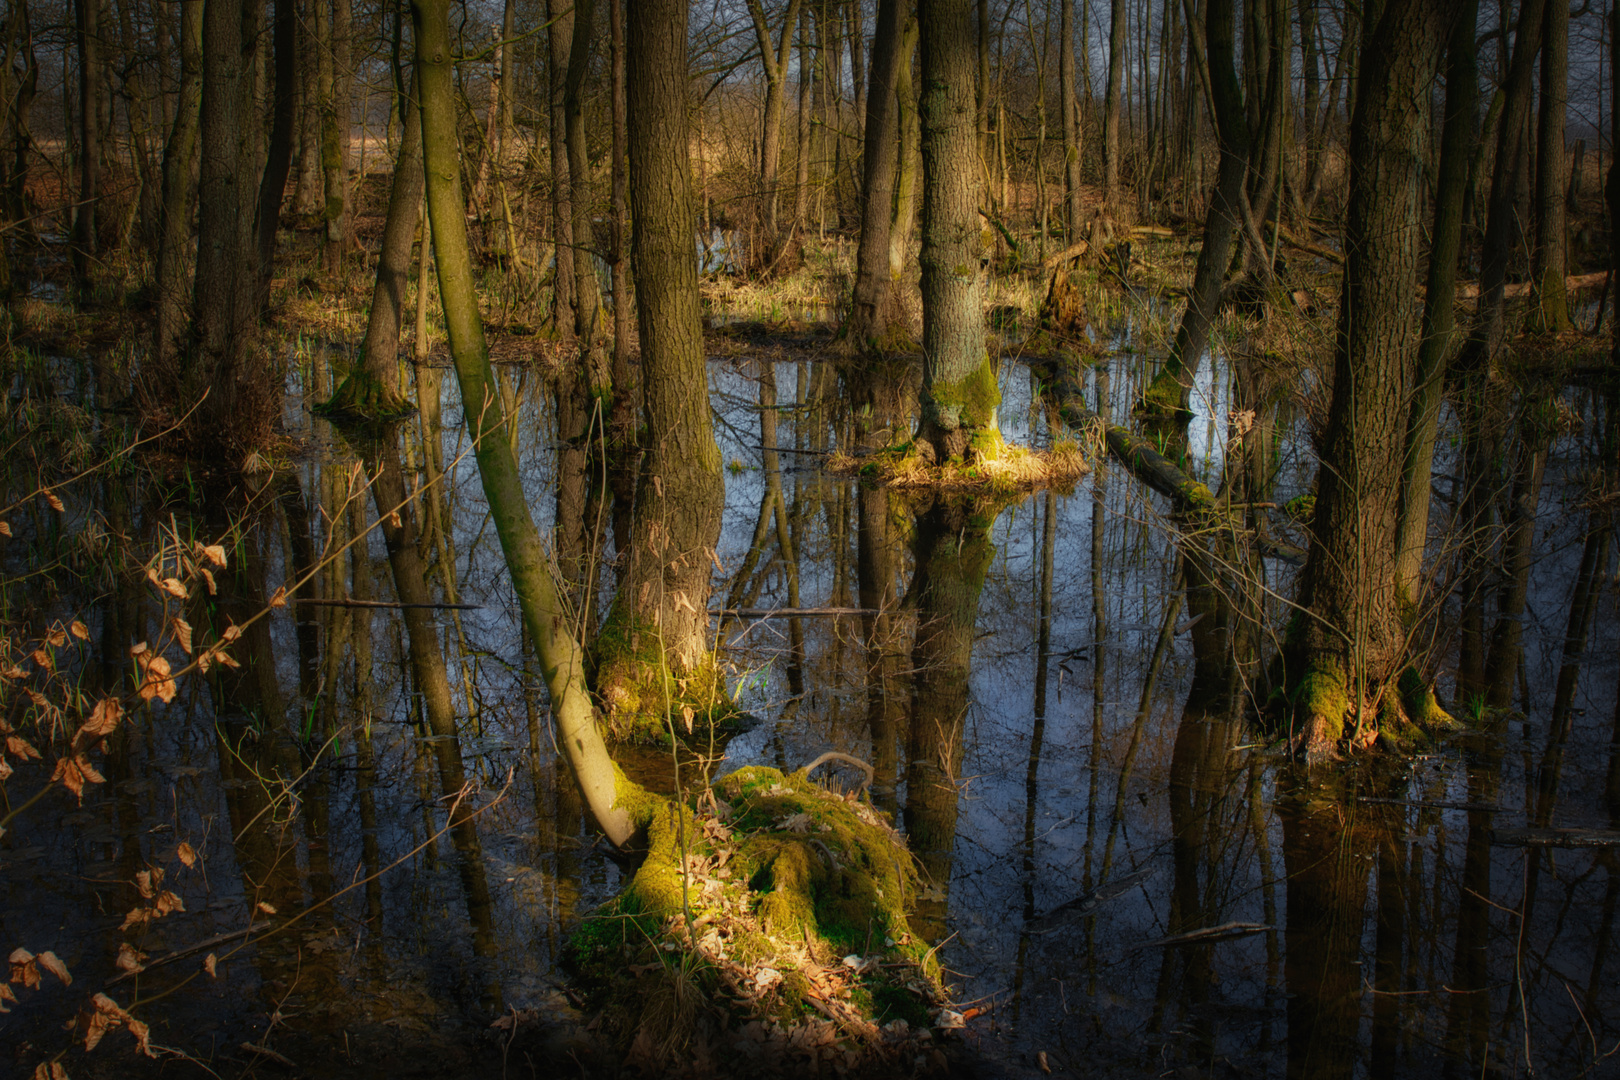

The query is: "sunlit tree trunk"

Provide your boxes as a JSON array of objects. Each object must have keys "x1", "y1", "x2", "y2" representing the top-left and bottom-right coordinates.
[
  {"x1": 547, "y1": 0, "x2": 575, "y2": 341},
  {"x1": 411, "y1": 0, "x2": 633, "y2": 845},
  {"x1": 889, "y1": 22, "x2": 920, "y2": 282},
  {"x1": 917, "y1": 0, "x2": 995, "y2": 462},
  {"x1": 1289, "y1": 0, "x2": 1451, "y2": 758},
  {"x1": 1060, "y1": 0, "x2": 1081, "y2": 238},
  {"x1": 563, "y1": 0, "x2": 607, "y2": 386},
  {"x1": 848, "y1": 0, "x2": 906, "y2": 350},
  {"x1": 745, "y1": 0, "x2": 805, "y2": 251},
  {"x1": 592, "y1": 0, "x2": 726, "y2": 739},
  {"x1": 292, "y1": 0, "x2": 321, "y2": 214}
]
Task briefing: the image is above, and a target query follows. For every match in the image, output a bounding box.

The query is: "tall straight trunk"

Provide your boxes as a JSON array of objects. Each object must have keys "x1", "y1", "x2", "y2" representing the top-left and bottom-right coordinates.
[
  {"x1": 917, "y1": 0, "x2": 994, "y2": 462},
  {"x1": 608, "y1": 0, "x2": 633, "y2": 431},
  {"x1": 889, "y1": 21, "x2": 920, "y2": 280},
  {"x1": 1060, "y1": 0, "x2": 1081, "y2": 237},
  {"x1": 745, "y1": 0, "x2": 806, "y2": 246},
  {"x1": 255, "y1": 0, "x2": 297, "y2": 298},
  {"x1": 73, "y1": 0, "x2": 100, "y2": 285},
  {"x1": 592, "y1": 0, "x2": 726, "y2": 739},
  {"x1": 1296, "y1": 0, "x2": 1321, "y2": 214},
  {"x1": 292, "y1": 0, "x2": 322, "y2": 214},
  {"x1": 1291, "y1": 0, "x2": 1452, "y2": 757},
  {"x1": 547, "y1": 0, "x2": 575, "y2": 340},
  {"x1": 498, "y1": 0, "x2": 515, "y2": 165},
  {"x1": 848, "y1": 0, "x2": 906, "y2": 349},
  {"x1": 154, "y1": 0, "x2": 202, "y2": 369},
  {"x1": 1139, "y1": 0, "x2": 1246, "y2": 416},
  {"x1": 1103, "y1": 0, "x2": 1127, "y2": 206},
  {"x1": 410, "y1": 0, "x2": 633, "y2": 847},
  {"x1": 188, "y1": 0, "x2": 273, "y2": 458},
  {"x1": 792, "y1": 10, "x2": 814, "y2": 232},
  {"x1": 314, "y1": 0, "x2": 344, "y2": 269},
  {"x1": 1527, "y1": 0, "x2": 1570, "y2": 333},
  {"x1": 563, "y1": 0, "x2": 606, "y2": 383},
  {"x1": 1482, "y1": 396, "x2": 1552, "y2": 710},
  {"x1": 1393, "y1": 0, "x2": 1477, "y2": 599}
]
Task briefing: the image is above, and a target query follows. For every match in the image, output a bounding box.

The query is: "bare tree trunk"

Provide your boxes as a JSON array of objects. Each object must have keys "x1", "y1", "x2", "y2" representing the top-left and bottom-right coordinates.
[
  {"x1": 889, "y1": 21, "x2": 920, "y2": 280},
  {"x1": 608, "y1": 0, "x2": 634, "y2": 434},
  {"x1": 848, "y1": 0, "x2": 906, "y2": 349},
  {"x1": 1061, "y1": 0, "x2": 1081, "y2": 238},
  {"x1": 792, "y1": 9, "x2": 814, "y2": 232},
  {"x1": 256, "y1": 0, "x2": 298, "y2": 299},
  {"x1": 547, "y1": 0, "x2": 575, "y2": 341},
  {"x1": 1527, "y1": 0, "x2": 1570, "y2": 332},
  {"x1": 917, "y1": 0, "x2": 994, "y2": 462},
  {"x1": 411, "y1": 0, "x2": 634, "y2": 846},
  {"x1": 592, "y1": 0, "x2": 727, "y2": 741},
  {"x1": 73, "y1": 0, "x2": 100, "y2": 287},
  {"x1": 563, "y1": 0, "x2": 605, "y2": 372},
  {"x1": 154, "y1": 0, "x2": 201, "y2": 369},
  {"x1": 745, "y1": 0, "x2": 805, "y2": 249},
  {"x1": 1103, "y1": 0, "x2": 1127, "y2": 207},
  {"x1": 292, "y1": 0, "x2": 322, "y2": 214},
  {"x1": 1289, "y1": 0, "x2": 1452, "y2": 759}
]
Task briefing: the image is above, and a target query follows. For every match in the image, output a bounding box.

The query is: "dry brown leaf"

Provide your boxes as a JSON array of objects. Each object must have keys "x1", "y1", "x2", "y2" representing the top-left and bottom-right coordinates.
[
  {"x1": 269, "y1": 586, "x2": 287, "y2": 608},
  {"x1": 36, "y1": 951, "x2": 71, "y2": 986},
  {"x1": 176, "y1": 842, "x2": 197, "y2": 868},
  {"x1": 136, "y1": 656, "x2": 176, "y2": 705},
  {"x1": 118, "y1": 908, "x2": 154, "y2": 932},
  {"x1": 0, "y1": 521, "x2": 11, "y2": 537},
  {"x1": 201, "y1": 544, "x2": 227, "y2": 569},
  {"x1": 152, "y1": 891, "x2": 184, "y2": 917},
  {"x1": 681, "y1": 704, "x2": 695, "y2": 734},
  {"x1": 0, "y1": 757, "x2": 12, "y2": 782},
  {"x1": 172, "y1": 618, "x2": 193, "y2": 655},
  {"x1": 159, "y1": 577, "x2": 188, "y2": 600},
  {"x1": 25, "y1": 688, "x2": 48, "y2": 708},
  {"x1": 0, "y1": 663, "x2": 25, "y2": 679},
  {"x1": 387, "y1": 511, "x2": 403, "y2": 529},
  {"x1": 70, "y1": 620, "x2": 89, "y2": 641},
  {"x1": 32, "y1": 1062, "x2": 69, "y2": 1080},
  {"x1": 80, "y1": 992, "x2": 133, "y2": 1052},
  {"x1": 195, "y1": 651, "x2": 212, "y2": 674},
  {"x1": 203, "y1": 953, "x2": 217, "y2": 978},
  {"x1": 256, "y1": 901, "x2": 278, "y2": 915},
  {"x1": 43, "y1": 490, "x2": 64, "y2": 512},
  {"x1": 133, "y1": 869, "x2": 157, "y2": 900},
  {"x1": 115, "y1": 944, "x2": 147, "y2": 974},
  {"x1": 30, "y1": 648, "x2": 52, "y2": 671},
  {"x1": 0, "y1": 982, "x2": 15, "y2": 1011},
  {"x1": 129, "y1": 640, "x2": 149, "y2": 658},
  {"x1": 46, "y1": 628, "x2": 66, "y2": 648},
  {"x1": 128, "y1": 1017, "x2": 153, "y2": 1056},
  {"x1": 212, "y1": 648, "x2": 240, "y2": 670},
  {"x1": 144, "y1": 567, "x2": 161, "y2": 590},
  {"x1": 10, "y1": 948, "x2": 39, "y2": 987},
  {"x1": 7, "y1": 735, "x2": 41, "y2": 761},
  {"x1": 221, "y1": 623, "x2": 242, "y2": 643},
  {"x1": 77, "y1": 699, "x2": 122, "y2": 747}
]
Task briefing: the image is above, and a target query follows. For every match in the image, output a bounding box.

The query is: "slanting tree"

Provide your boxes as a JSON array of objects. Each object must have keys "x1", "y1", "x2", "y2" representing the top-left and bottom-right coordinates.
[
  {"x1": 1288, "y1": 0, "x2": 1453, "y2": 760},
  {"x1": 591, "y1": 0, "x2": 726, "y2": 739},
  {"x1": 917, "y1": 0, "x2": 996, "y2": 463}
]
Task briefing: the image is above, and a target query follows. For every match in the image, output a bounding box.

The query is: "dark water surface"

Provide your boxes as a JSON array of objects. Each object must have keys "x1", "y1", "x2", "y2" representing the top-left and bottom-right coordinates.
[{"x1": 3, "y1": 336, "x2": 1618, "y2": 1080}]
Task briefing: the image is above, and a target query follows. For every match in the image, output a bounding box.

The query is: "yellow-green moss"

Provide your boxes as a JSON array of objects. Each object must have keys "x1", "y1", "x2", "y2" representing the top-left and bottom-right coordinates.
[
  {"x1": 590, "y1": 610, "x2": 736, "y2": 744},
  {"x1": 927, "y1": 356, "x2": 1000, "y2": 431}
]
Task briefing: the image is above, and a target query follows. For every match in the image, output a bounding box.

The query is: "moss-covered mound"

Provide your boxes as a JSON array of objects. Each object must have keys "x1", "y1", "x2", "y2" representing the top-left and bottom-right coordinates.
[
  {"x1": 590, "y1": 613, "x2": 740, "y2": 745},
  {"x1": 565, "y1": 766, "x2": 952, "y2": 1075}
]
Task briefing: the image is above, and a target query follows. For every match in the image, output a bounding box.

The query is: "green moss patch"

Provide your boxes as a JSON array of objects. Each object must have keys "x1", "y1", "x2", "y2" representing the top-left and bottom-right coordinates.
[
  {"x1": 565, "y1": 766, "x2": 950, "y2": 1073},
  {"x1": 590, "y1": 610, "x2": 739, "y2": 744}
]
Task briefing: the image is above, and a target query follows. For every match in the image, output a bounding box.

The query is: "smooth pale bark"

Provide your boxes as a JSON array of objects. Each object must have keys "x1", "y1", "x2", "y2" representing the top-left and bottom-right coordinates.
[
  {"x1": 410, "y1": 0, "x2": 633, "y2": 846},
  {"x1": 744, "y1": 0, "x2": 805, "y2": 244},
  {"x1": 917, "y1": 0, "x2": 994, "y2": 462},
  {"x1": 1527, "y1": 0, "x2": 1571, "y2": 333},
  {"x1": 1394, "y1": 0, "x2": 1477, "y2": 599},
  {"x1": 888, "y1": 22, "x2": 920, "y2": 283},
  {"x1": 154, "y1": 0, "x2": 202, "y2": 368},
  {"x1": 1103, "y1": 0, "x2": 1127, "y2": 206},
  {"x1": 593, "y1": 0, "x2": 726, "y2": 735},
  {"x1": 1291, "y1": 0, "x2": 1451, "y2": 756},
  {"x1": 847, "y1": 0, "x2": 906, "y2": 349}
]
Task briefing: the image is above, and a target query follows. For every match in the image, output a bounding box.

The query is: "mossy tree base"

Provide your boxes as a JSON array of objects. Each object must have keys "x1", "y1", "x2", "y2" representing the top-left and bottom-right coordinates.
[
  {"x1": 828, "y1": 435, "x2": 1088, "y2": 494},
  {"x1": 567, "y1": 766, "x2": 950, "y2": 1073},
  {"x1": 1285, "y1": 656, "x2": 1460, "y2": 763},
  {"x1": 314, "y1": 366, "x2": 416, "y2": 423},
  {"x1": 590, "y1": 610, "x2": 736, "y2": 744}
]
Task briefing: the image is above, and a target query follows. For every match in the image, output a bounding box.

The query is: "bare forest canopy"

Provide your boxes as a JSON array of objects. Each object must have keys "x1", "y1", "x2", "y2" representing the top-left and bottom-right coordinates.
[{"x1": 2, "y1": 0, "x2": 1619, "y2": 1076}]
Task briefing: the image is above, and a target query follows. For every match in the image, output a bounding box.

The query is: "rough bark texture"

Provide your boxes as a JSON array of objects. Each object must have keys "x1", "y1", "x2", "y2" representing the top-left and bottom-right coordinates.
[
  {"x1": 1060, "y1": 0, "x2": 1081, "y2": 238},
  {"x1": 411, "y1": 0, "x2": 632, "y2": 846},
  {"x1": 1394, "y1": 0, "x2": 1477, "y2": 599},
  {"x1": 917, "y1": 0, "x2": 994, "y2": 462},
  {"x1": 547, "y1": 0, "x2": 575, "y2": 339},
  {"x1": 847, "y1": 0, "x2": 906, "y2": 350},
  {"x1": 1290, "y1": 0, "x2": 1451, "y2": 756},
  {"x1": 72, "y1": 0, "x2": 99, "y2": 286},
  {"x1": 255, "y1": 0, "x2": 298, "y2": 296},
  {"x1": 1102, "y1": 0, "x2": 1127, "y2": 206},
  {"x1": 745, "y1": 0, "x2": 804, "y2": 247},
  {"x1": 593, "y1": 0, "x2": 726, "y2": 740},
  {"x1": 154, "y1": 0, "x2": 202, "y2": 369}
]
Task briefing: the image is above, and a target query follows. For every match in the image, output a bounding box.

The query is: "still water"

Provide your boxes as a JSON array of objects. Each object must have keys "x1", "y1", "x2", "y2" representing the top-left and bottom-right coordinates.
[{"x1": 2, "y1": 332, "x2": 1616, "y2": 1079}]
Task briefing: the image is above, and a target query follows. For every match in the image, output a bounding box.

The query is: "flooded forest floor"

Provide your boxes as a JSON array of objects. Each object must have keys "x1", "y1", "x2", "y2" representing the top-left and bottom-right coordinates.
[{"x1": 3, "y1": 215, "x2": 1620, "y2": 1080}]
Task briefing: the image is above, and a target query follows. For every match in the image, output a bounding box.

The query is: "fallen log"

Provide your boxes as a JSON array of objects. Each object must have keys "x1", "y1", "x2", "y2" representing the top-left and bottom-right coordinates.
[{"x1": 1455, "y1": 271, "x2": 1607, "y2": 301}]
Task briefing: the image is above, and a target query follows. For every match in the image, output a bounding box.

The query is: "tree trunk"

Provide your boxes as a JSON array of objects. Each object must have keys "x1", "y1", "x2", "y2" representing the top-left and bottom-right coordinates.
[
  {"x1": 889, "y1": 21, "x2": 920, "y2": 283},
  {"x1": 1393, "y1": 0, "x2": 1477, "y2": 599},
  {"x1": 1139, "y1": 0, "x2": 1246, "y2": 416},
  {"x1": 847, "y1": 0, "x2": 906, "y2": 350},
  {"x1": 255, "y1": 0, "x2": 298, "y2": 299},
  {"x1": 608, "y1": 0, "x2": 634, "y2": 435},
  {"x1": 292, "y1": 0, "x2": 322, "y2": 214},
  {"x1": 1527, "y1": 0, "x2": 1570, "y2": 333},
  {"x1": 563, "y1": 0, "x2": 607, "y2": 386},
  {"x1": 154, "y1": 0, "x2": 202, "y2": 370},
  {"x1": 547, "y1": 0, "x2": 575, "y2": 341},
  {"x1": 73, "y1": 0, "x2": 100, "y2": 286},
  {"x1": 410, "y1": 0, "x2": 633, "y2": 847},
  {"x1": 746, "y1": 0, "x2": 805, "y2": 250},
  {"x1": 917, "y1": 0, "x2": 994, "y2": 462},
  {"x1": 592, "y1": 0, "x2": 727, "y2": 740},
  {"x1": 1103, "y1": 0, "x2": 1127, "y2": 207},
  {"x1": 1290, "y1": 0, "x2": 1452, "y2": 759},
  {"x1": 187, "y1": 0, "x2": 275, "y2": 460},
  {"x1": 1060, "y1": 0, "x2": 1081, "y2": 239}
]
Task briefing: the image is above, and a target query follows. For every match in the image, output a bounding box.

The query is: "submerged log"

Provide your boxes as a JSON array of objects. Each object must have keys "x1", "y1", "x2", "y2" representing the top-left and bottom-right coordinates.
[{"x1": 1491, "y1": 827, "x2": 1620, "y2": 848}]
